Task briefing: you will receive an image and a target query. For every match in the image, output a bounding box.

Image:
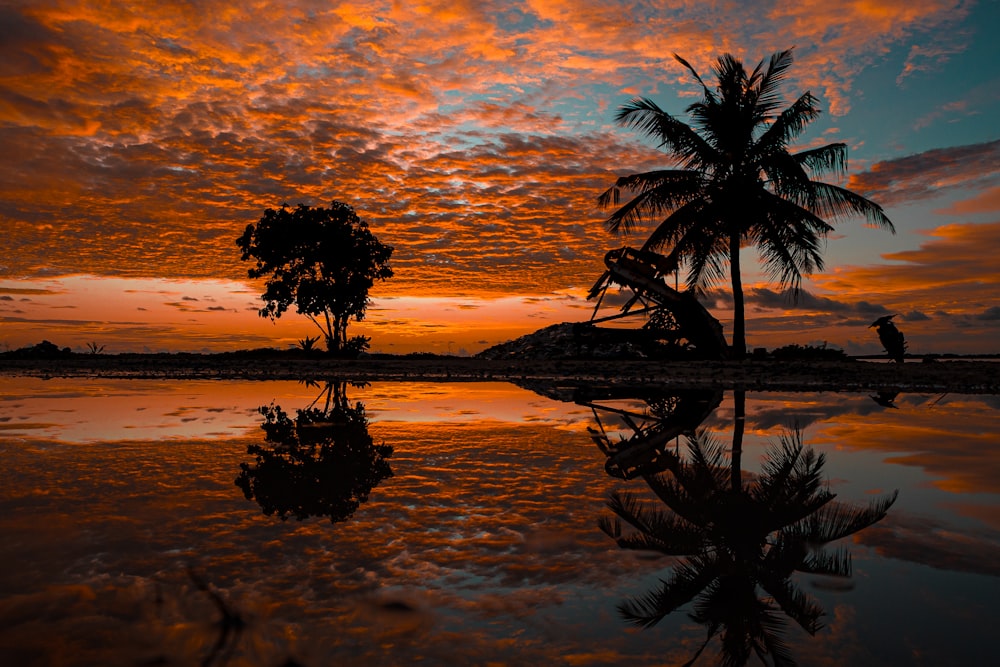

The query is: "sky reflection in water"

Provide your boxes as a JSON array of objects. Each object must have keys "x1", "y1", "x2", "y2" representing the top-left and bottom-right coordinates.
[{"x1": 0, "y1": 379, "x2": 997, "y2": 666}]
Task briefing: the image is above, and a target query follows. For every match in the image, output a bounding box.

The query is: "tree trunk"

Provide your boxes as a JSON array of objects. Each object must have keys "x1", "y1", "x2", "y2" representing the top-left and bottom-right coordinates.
[
  {"x1": 324, "y1": 311, "x2": 337, "y2": 353},
  {"x1": 338, "y1": 314, "x2": 349, "y2": 349},
  {"x1": 730, "y1": 389, "x2": 745, "y2": 493},
  {"x1": 730, "y1": 231, "x2": 745, "y2": 360}
]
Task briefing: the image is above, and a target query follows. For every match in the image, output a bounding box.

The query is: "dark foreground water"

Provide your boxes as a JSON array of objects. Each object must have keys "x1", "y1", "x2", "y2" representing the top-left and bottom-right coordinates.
[{"x1": 1, "y1": 378, "x2": 997, "y2": 666}]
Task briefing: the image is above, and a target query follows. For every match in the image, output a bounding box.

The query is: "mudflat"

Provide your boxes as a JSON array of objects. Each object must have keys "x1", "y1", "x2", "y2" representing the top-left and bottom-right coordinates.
[{"x1": 1, "y1": 355, "x2": 997, "y2": 394}]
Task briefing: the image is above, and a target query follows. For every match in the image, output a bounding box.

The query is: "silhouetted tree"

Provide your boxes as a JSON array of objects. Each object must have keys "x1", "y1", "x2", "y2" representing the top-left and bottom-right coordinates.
[
  {"x1": 236, "y1": 201, "x2": 393, "y2": 355},
  {"x1": 600, "y1": 49, "x2": 894, "y2": 358},
  {"x1": 599, "y1": 394, "x2": 897, "y2": 665},
  {"x1": 235, "y1": 382, "x2": 393, "y2": 523}
]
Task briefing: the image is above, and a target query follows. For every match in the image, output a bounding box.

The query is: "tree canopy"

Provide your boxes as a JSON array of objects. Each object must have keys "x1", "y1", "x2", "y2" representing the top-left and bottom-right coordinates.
[
  {"x1": 236, "y1": 201, "x2": 393, "y2": 354},
  {"x1": 600, "y1": 49, "x2": 894, "y2": 358},
  {"x1": 599, "y1": 400, "x2": 898, "y2": 664},
  {"x1": 235, "y1": 382, "x2": 393, "y2": 523}
]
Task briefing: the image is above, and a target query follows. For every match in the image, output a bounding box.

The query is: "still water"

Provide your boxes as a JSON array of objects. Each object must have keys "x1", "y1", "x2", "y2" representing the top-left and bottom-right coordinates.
[{"x1": 1, "y1": 378, "x2": 997, "y2": 666}]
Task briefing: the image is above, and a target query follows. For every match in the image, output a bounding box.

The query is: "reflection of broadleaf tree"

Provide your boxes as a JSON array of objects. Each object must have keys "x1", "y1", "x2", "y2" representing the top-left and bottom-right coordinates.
[
  {"x1": 235, "y1": 382, "x2": 393, "y2": 523},
  {"x1": 599, "y1": 396, "x2": 897, "y2": 666}
]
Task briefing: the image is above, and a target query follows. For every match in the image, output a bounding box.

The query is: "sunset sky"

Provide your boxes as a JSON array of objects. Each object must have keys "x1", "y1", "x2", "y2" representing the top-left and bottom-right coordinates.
[{"x1": 2, "y1": 0, "x2": 998, "y2": 355}]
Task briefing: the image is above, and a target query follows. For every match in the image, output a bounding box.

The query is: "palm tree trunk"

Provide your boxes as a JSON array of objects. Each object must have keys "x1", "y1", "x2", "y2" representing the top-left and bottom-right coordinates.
[
  {"x1": 730, "y1": 231, "x2": 745, "y2": 360},
  {"x1": 731, "y1": 390, "x2": 745, "y2": 492}
]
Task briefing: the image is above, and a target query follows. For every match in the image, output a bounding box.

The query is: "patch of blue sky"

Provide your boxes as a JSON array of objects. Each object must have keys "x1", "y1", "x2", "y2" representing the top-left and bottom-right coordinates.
[
  {"x1": 843, "y1": 7, "x2": 998, "y2": 159},
  {"x1": 153, "y1": 36, "x2": 193, "y2": 55},
  {"x1": 293, "y1": 63, "x2": 331, "y2": 79}
]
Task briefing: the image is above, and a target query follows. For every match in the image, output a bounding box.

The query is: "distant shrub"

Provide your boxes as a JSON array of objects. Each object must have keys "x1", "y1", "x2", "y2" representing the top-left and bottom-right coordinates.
[
  {"x1": 340, "y1": 335, "x2": 371, "y2": 358},
  {"x1": 1, "y1": 340, "x2": 74, "y2": 359},
  {"x1": 296, "y1": 335, "x2": 321, "y2": 352},
  {"x1": 771, "y1": 343, "x2": 849, "y2": 361}
]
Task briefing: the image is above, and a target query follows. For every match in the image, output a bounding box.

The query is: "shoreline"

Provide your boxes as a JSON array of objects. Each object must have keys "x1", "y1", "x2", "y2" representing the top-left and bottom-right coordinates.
[{"x1": 1, "y1": 356, "x2": 997, "y2": 394}]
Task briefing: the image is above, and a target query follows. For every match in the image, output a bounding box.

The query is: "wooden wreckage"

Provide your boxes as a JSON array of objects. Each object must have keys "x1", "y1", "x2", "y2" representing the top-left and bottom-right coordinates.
[
  {"x1": 582, "y1": 386, "x2": 723, "y2": 480},
  {"x1": 585, "y1": 246, "x2": 729, "y2": 359},
  {"x1": 578, "y1": 247, "x2": 729, "y2": 478}
]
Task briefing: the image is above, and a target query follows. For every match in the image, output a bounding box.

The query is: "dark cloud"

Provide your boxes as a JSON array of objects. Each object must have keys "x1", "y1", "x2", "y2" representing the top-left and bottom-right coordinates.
[
  {"x1": 976, "y1": 306, "x2": 1000, "y2": 321},
  {"x1": 849, "y1": 140, "x2": 1000, "y2": 207},
  {"x1": 748, "y1": 287, "x2": 891, "y2": 317},
  {"x1": 0, "y1": 287, "x2": 61, "y2": 296},
  {"x1": 860, "y1": 513, "x2": 1000, "y2": 578}
]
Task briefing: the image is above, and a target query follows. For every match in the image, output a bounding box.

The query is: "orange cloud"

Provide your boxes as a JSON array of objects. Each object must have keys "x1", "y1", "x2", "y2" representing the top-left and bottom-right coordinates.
[
  {"x1": 936, "y1": 186, "x2": 1000, "y2": 215},
  {"x1": 1, "y1": 1, "x2": 993, "y2": 352}
]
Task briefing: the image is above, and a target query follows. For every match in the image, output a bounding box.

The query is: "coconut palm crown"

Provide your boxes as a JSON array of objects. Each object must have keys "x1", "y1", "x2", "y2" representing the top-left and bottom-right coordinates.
[
  {"x1": 600, "y1": 429, "x2": 898, "y2": 665},
  {"x1": 599, "y1": 49, "x2": 894, "y2": 358}
]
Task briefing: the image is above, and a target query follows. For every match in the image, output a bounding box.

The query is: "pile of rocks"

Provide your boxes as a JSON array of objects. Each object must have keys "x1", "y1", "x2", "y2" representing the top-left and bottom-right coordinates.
[{"x1": 476, "y1": 322, "x2": 666, "y2": 360}]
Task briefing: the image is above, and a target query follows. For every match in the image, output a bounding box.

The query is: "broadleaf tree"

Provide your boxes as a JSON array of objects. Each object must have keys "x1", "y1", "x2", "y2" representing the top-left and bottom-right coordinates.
[{"x1": 236, "y1": 201, "x2": 393, "y2": 355}]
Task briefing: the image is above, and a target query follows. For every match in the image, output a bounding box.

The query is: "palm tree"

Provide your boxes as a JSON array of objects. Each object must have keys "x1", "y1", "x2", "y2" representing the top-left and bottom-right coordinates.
[
  {"x1": 599, "y1": 49, "x2": 894, "y2": 358},
  {"x1": 599, "y1": 411, "x2": 898, "y2": 665}
]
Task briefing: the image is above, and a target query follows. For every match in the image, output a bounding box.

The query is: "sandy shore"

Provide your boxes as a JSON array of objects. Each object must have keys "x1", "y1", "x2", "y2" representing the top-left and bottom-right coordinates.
[{"x1": 1, "y1": 355, "x2": 997, "y2": 393}]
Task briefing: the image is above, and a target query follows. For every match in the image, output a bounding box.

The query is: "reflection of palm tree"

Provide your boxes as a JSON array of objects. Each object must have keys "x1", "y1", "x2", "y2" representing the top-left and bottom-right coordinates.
[
  {"x1": 235, "y1": 381, "x2": 393, "y2": 523},
  {"x1": 600, "y1": 400, "x2": 897, "y2": 665},
  {"x1": 599, "y1": 49, "x2": 894, "y2": 358},
  {"x1": 870, "y1": 390, "x2": 900, "y2": 409}
]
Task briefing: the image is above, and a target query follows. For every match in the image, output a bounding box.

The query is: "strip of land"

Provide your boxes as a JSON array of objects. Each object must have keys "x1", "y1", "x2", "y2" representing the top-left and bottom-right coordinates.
[{"x1": 1, "y1": 356, "x2": 997, "y2": 394}]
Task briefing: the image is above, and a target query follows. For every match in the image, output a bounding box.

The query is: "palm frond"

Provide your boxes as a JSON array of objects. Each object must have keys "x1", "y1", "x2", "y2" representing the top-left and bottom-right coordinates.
[
  {"x1": 681, "y1": 223, "x2": 731, "y2": 290},
  {"x1": 618, "y1": 555, "x2": 721, "y2": 628},
  {"x1": 761, "y1": 149, "x2": 814, "y2": 202},
  {"x1": 674, "y1": 53, "x2": 710, "y2": 94},
  {"x1": 642, "y1": 473, "x2": 716, "y2": 527},
  {"x1": 616, "y1": 98, "x2": 718, "y2": 167},
  {"x1": 754, "y1": 49, "x2": 796, "y2": 117},
  {"x1": 754, "y1": 432, "x2": 824, "y2": 515},
  {"x1": 751, "y1": 191, "x2": 835, "y2": 291},
  {"x1": 759, "y1": 575, "x2": 824, "y2": 635},
  {"x1": 754, "y1": 221, "x2": 820, "y2": 292},
  {"x1": 639, "y1": 198, "x2": 708, "y2": 252},
  {"x1": 642, "y1": 201, "x2": 730, "y2": 289},
  {"x1": 795, "y1": 142, "x2": 848, "y2": 180},
  {"x1": 806, "y1": 182, "x2": 896, "y2": 231},
  {"x1": 599, "y1": 516, "x2": 706, "y2": 554},
  {"x1": 798, "y1": 547, "x2": 853, "y2": 577},
  {"x1": 787, "y1": 490, "x2": 898, "y2": 544},
  {"x1": 754, "y1": 91, "x2": 821, "y2": 162},
  {"x1": 601, "y1": 491, "x2": 707, "y2": 555},
  {"x1": 764, "y1": 432, "x2": 827, "y2": 501},
  {"x1": 757, "y1": 609, "x2": 801, "y2": 666},
  {"x1": 599, "y1": 170, "x2": 704, "y2": 235}
]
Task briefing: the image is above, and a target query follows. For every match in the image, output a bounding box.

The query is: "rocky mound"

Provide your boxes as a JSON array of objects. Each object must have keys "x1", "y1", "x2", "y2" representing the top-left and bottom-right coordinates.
[{"x1": 476, "y1": 322, "x2": 678, "y2": 361}]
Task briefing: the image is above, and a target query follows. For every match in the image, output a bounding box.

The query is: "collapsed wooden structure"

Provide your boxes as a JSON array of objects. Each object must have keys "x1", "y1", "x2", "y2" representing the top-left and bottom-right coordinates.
[
  {"x1": 582, "y1": 387, "x2": 724, "y2": 480},
  {"x1": 586, "y1": 246, "x2": 729, "y2": 359}
]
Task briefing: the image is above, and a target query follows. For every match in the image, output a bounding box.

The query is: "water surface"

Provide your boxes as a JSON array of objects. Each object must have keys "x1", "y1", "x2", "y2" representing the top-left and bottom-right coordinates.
[{"x1": 1, "y1": 378, "x2": 997, "y2": 666}]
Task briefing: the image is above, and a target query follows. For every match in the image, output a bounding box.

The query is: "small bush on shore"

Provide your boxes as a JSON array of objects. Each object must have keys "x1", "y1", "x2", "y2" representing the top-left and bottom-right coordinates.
[
  {"x1": 0, "y1": 340, "x2": 74, "y2": 359},
  {"x1": 770, "y1": 343, "x2": 849, "y2": 361}
]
